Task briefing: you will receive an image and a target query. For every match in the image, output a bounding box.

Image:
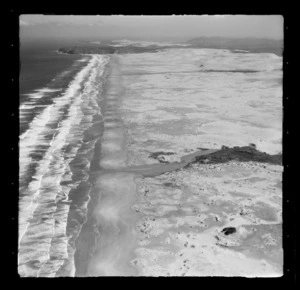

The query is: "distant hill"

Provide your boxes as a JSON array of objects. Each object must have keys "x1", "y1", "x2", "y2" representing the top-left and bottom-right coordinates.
[{"x1": 187, "y1": 37, "x2": 283, "y2": 56}]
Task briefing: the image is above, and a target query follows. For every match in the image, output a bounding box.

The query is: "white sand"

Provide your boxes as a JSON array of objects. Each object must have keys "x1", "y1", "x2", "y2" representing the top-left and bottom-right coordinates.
[
  {"x1": 119, "y1": 49, "x2": 282, "y2": 166},
  {"x1": 88, "y1": 48, "x2": 282, "y2": 277},
  {"x1": 116, "y1": 48, "x2": 283, "y2": 276},
  {"x1": 132, "y1": 162, "x2": 282, "y2": 276}
]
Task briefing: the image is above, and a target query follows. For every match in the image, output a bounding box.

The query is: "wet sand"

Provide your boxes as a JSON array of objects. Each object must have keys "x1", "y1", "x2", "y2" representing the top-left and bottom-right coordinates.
[
  {"x1": 87, "y1": 172, "x2": 139, "y2": 276},
  {"x1": 80, "y1": 57, "x2": 140, "y2": 276}
]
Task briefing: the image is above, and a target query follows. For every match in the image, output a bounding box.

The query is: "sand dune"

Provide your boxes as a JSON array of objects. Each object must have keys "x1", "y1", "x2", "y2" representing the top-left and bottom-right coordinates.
[{"x1": 85, "y1": 48, "x2": 282, "y2": 276}]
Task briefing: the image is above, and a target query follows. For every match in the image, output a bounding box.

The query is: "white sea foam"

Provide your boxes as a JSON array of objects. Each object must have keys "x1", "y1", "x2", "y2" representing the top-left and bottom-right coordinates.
[
  {"x1": 34, "y1": 88, "x2": 62, "y2": 93},
  {"x1": 22, "y1": 93, "x2": 44, "y2": 99},
  {"x1": 20, "y1": 104, "x2": 36, "y2": 110},
  {"x1": 77, "y1": 57, "x2": 90, "y2": 62},
  {"x1": 20, "y1": 56, "x2": 93, "y2": 179},
  {"x1": 53, "y1": 70, "x2": 72, "y2": 80},
  {"x1": 22, "y1": 88, "x2": 61, "y2": 99},
  {"x1": 19, "y1": 54, "x2": 110, "y2": 277}
]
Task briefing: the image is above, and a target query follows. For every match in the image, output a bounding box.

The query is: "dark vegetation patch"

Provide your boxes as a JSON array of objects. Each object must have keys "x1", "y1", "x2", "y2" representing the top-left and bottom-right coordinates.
[
  {"x1": 192, "y1": 146, "x2": 282, "y2": 166},
  {"x1": 149, "y1": 151, "x2": 175, "y2": 159},
  {"x1": 164, "y1": 182, "x2": 174, "y2": 187},
  {"x1": 221, "y1": 227, "x2": 237, "y2": 235}
]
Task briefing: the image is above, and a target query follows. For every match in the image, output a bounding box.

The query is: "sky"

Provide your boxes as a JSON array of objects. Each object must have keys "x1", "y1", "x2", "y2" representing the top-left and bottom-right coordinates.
[{"x1": 20, "y1": 15, "x2": 284, "y2": 41}]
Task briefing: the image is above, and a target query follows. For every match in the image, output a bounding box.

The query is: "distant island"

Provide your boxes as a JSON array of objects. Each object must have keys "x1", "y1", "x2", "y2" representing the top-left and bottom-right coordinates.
[{"x1": 58, "y1": 37, "x2": 283, "y2": 56}]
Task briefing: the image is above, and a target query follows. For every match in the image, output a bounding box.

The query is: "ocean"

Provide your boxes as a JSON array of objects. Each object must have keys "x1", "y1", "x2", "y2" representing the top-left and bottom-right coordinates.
[{"x1": 19, "y1": 40, "x2": 110, "y2": 276}]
